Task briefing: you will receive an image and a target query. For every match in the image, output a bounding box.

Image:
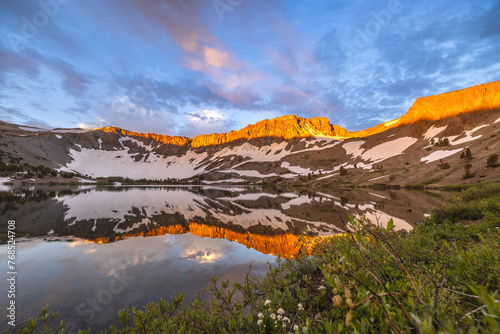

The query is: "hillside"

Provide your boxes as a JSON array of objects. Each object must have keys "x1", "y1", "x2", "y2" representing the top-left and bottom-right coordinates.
[{"x1": 1, "y1": 81, "x2": 499, "y2": 187}]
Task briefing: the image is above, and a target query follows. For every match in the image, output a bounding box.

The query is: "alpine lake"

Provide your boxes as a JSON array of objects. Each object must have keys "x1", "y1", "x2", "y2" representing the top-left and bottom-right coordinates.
[{"x1": 0, "y1": 185, "x2": 453, "y2": 332}]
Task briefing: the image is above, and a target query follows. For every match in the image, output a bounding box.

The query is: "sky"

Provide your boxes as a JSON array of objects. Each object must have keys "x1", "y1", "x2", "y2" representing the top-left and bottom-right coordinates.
[{"x1": 0, "y1": 0, "x2": 499, "y2": 137}]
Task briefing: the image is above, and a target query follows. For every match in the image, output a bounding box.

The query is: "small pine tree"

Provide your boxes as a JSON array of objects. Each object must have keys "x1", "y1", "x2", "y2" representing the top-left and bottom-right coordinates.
[
  {"x1": 438, "y1": 159, "x2": 450, "y2": 170},
  {"x1": 460, "y1": 152, "x2": 465, "y2": 159},
  {"x1": 463, "y1": 163, "x2": 473, "y2": 179},
  {"x1": 339, "y1": 166, "x2": 347, "y2": 176},
  {"x1": 436, "y1": 137, "x2": 450, "y2": 146},
  {"x1": 487, "y1": 153, "x2": 499, "y2": 167},
  {"x1": 465, "y1": 147, "x2": 473, "y2": 160}
]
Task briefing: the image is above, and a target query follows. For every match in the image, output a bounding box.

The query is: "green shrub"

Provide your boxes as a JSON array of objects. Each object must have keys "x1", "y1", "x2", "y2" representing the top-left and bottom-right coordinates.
[
  {"x1": 437, "y1": 159, "x2": 450, "y2": 169},
  {"x1": 463, "y1": 163, "x2": 473, "y2": 179},
  {"x1": 487, "y1": 153, "x2": 499, "y2": 167},
  {"x1": 464, "y1": 147, "x2": 473, "y2": 160}
]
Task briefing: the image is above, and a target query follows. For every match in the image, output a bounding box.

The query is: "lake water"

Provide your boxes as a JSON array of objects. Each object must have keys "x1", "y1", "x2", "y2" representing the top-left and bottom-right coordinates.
[{"x1": 0, "y1": 185, "x2": 451, "y2": 332}]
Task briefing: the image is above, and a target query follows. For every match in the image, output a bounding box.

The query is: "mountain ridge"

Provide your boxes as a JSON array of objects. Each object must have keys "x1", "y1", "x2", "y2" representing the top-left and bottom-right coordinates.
[
  {"x1": 1, "y1": 81, "x2": 499, "y2": 186},
  {"x1": 90, "y1": 81, "x2": 500, "y2": 147}
]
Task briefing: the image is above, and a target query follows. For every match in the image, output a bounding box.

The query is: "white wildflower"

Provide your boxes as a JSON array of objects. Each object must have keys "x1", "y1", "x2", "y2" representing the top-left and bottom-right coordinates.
[
  {"x1": 283, "y1": 316, "x2": 290, "y2": 323},
  {"x1": 277, "y1": 315, "x2": 282, "y2": 321},
  {"x1": 270, "y1": 313, "x2": 276, "y2": 320},
  {"x1": 264, "y1": 299, "x2": 271, "y2": 306},
  {"x1": 297, "y1": 303, "x2": 304, "y2": 311},
  {"x1": 293, "y1": 324, "x2": 299, "y2": 331},
  {"x1": 258, "y1": 312, "x2": 263, "y2": 319},
  {"x1": 257, "y1": 319, "x2": 262, "y2": 325},
  {"x1": 277, "y1": 308, "x2": 284, "y2": 315},
  {"x1": 318, "y1": 285, "x2": 326, "y2": 290}
]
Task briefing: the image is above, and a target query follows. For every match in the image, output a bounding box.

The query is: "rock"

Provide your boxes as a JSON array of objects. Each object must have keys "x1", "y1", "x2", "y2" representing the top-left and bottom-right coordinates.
[{"x1": 401, "y1": 81, "x2": 500, "y2": 124}]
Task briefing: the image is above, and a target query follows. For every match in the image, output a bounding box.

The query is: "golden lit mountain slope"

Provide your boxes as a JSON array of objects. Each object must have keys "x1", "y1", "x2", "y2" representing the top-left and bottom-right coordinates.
[
  {"x1": 93, "y1": 115, "x2": 350, "y2": 149},
  {"x1": 400, "y1": 80, "x2": 500, "y2": 124},
  {"x1": 191, "y1": 115, "x2": 350, "y2": 147}
]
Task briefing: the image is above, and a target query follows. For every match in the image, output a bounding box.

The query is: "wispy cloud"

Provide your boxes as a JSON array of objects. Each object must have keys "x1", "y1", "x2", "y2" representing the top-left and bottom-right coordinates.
[{"x1": 0, "y1": 0, "x2": 499, "y2": 133}]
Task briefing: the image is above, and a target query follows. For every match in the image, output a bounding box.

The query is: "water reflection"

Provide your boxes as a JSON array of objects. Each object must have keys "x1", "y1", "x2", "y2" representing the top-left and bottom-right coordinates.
[
  {"x1": 0, "y1": 186, "x2": 450, "y2": 331},
  {"x1": 0, "y1": 186, "x2": 449, "y2": 257}
]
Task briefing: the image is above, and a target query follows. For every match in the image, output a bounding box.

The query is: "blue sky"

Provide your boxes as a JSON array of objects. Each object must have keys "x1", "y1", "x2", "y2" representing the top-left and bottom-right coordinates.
[{"x1": 1, "y1": 0, "x2": 499, "y2": 136}]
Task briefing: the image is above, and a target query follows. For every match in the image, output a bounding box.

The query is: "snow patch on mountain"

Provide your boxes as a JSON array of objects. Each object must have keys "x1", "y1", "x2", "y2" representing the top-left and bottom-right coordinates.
[
  {"x1": 60, "y1": 147, "x2": 209, "y2": 179},
  {"x1": 342, "y1": 141, "x2": 365, "y2": 156},
  {"x1": 420, "y1": 148, "x2": 463, "y2": 163},
  {"x1": 361, "y1": 137, "x2": 418, "y2": 162},
  {"x1": 448, "y1": 124, "x2": 489, "y2": 145},
  {"x1": 281, "y1": 162, "x2": 312, "y2": 175},
  {"x1": 422, "y1": 125, "x2": 448, "y2": 140}
]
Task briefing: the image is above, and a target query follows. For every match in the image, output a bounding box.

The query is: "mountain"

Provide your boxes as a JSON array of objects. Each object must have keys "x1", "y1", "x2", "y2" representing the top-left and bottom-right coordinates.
[{"x1": 1, "y1": 81, "x2": 499, "y2": 187}]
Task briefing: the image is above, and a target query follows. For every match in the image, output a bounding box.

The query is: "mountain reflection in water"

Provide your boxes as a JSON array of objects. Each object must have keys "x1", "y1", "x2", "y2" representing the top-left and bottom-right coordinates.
[{"x1": 1, "y1": 186, "x2": 448, "y2": 258}]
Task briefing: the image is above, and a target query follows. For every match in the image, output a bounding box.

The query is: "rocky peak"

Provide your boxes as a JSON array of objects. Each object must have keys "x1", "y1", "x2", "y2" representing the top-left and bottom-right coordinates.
[
  {"x1": 95, "y1": 126, "x2": 190, "y2": 146},
  {"x1": 94, "y1": 116, "x2": 348, "y2": 149},
  {"x1": 400, "y1": 80, "x2": 500, "y2": 124},
  {"x1": 191, "y1": 115, "x2": 349, "y2": 148}
]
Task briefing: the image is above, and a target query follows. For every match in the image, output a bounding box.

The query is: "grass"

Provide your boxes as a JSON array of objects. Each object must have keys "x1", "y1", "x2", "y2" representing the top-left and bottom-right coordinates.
[{"x1": 7, "y1": 184, "x2": 500, "y2": 333}]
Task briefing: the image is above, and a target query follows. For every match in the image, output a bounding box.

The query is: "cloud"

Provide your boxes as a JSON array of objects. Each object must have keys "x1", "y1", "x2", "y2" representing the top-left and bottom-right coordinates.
[
  {"x1": 0, "y1": 0, "x2": 83, "y2": 55},
  {"x1": 1, "y1": 0, "x2": 500, "y2": 134},
  {"x1": 181, "y1": 109, "x2": 236, "y2": 137},
  {"x1": 0, "y1": 105, "x2": 52, "y2": 128},
  {"x1": 0, "y1": 42, "x2": 94, "y2": 99}
]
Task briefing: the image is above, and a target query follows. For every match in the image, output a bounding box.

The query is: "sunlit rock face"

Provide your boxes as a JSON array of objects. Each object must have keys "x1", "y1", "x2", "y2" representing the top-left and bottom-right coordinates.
[
  {"x1": 401, "y1": 81, "x2": 500, "y2": 124},
  {"x1": 97, "y1": 126, "x2": 190, "y2": 146},
  {"x1": 191, "y1": 115, "x2": 350, "y2": 147},
  {"x1": 96, "y1": 115, "x2": 350, "y2": 149}
]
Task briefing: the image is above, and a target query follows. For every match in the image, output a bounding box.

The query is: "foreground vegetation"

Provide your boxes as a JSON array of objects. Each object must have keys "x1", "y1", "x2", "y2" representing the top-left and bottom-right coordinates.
[{"x1": 9, "y1": 184, "x2": 500, "y2": 333}]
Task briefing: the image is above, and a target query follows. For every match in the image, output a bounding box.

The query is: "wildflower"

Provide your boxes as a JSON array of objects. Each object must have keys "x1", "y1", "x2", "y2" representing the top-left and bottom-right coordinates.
[
  {"x1": 258, "y1": 312, "x2": 263, "y2": 318},
  {"x1": 345, "y1": 287, "x2": 353, "y2": 307},
  {"x1": 277, "y1": 308, "x2": 284, "y2": 315},
  {"x1": 293, "y1": 325, "x2": 299, "y2": 331},
  {"x1": 277, "y1": 315, "x2": 282, "y2": 321},
  {"x1": 257, "y1": 319, "x2": 262, "y2": 326},
  {"x1": 318, "y1": 285, "x2": 326, "y2": 290},
  {"x1": 283, "y1": 316, "x2": 290, "y2": 323},
  {"x1": 270, "y1": 313, "x2": 276, "y2": 320},
  {"x1": 282, "y1": 323, "x2": 287, "y2": 328},
  {"x1": 346, "y1": 311, "x2": 352, "y2": 326},
  {"x1": 264, "y1": 299, "x2": 271, "y2": 306},
  {"x1": 297, "y1": 303, "x2": 304, "y2": 311}
]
